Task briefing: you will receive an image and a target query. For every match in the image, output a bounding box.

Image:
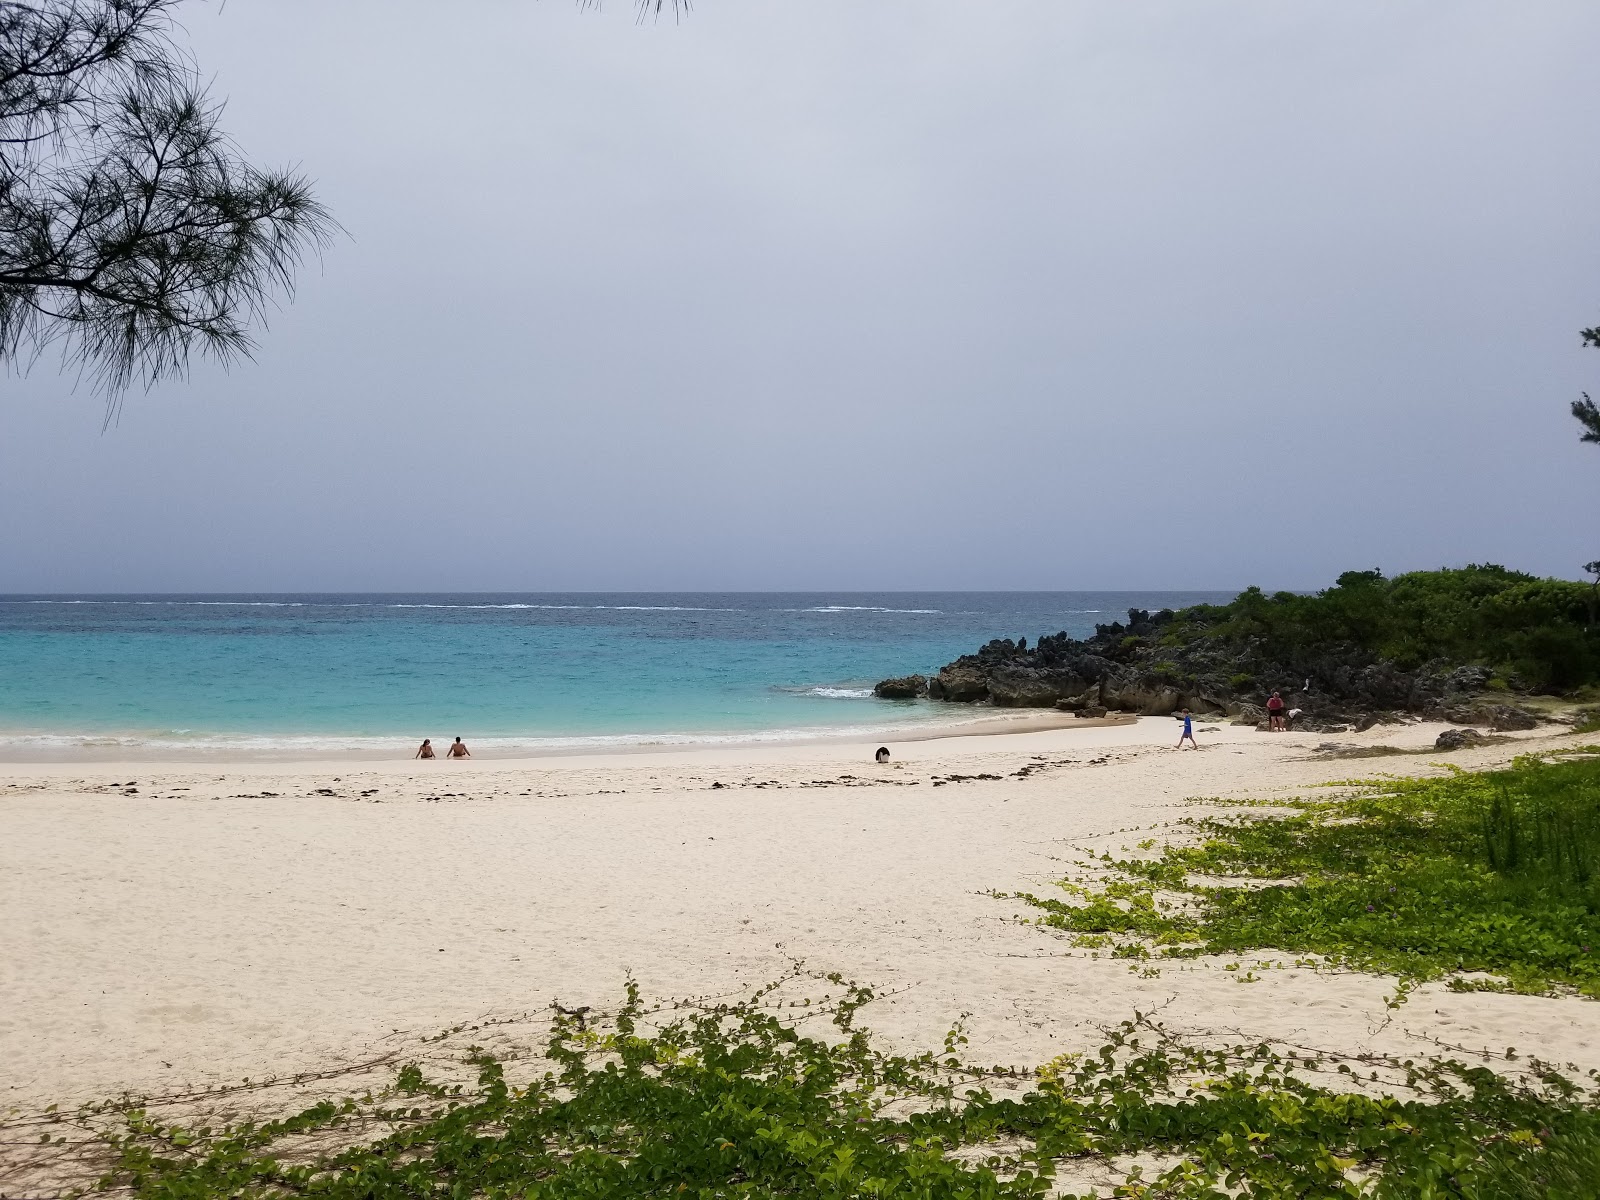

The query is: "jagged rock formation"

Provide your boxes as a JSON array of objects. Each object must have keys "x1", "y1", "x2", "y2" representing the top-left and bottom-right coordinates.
[
  {"x1": 872, "y1": 675, "x2": 928, "y2": 700},
  {"x1": 883, "y1": 607, "x2": 1543, "y2": 733}
]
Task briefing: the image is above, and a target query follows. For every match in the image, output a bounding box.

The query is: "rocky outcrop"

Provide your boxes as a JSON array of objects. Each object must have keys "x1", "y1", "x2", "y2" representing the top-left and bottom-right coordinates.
[
  {"x1": 926, "y1": 665, "x2": 989, "y2": 702},
  {"x1": 1432, "y1": 703, "x2": 1539, "y2": 732},
  {"x1": 1059, "y1": 703, "x2": 1109, "y2": 717},
  {"x1": 1435, "y1": 728, "x2": 1488, "y2": 751},
  {"x1": 879, "y1": 606, "x2": 1548, "y2": 730},
  {"x1": 873, "y1": 675, "x2": 928, "y2": 700}
]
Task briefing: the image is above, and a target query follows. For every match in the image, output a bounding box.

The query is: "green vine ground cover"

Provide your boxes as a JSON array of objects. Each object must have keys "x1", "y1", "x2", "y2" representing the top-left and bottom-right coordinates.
[
  {"x1": 1015, "y1": 752, "x2": 1600, "y2": 996},
  {"x1": 17, "y1": 971, "x2": 1600, "y2": 1200}
]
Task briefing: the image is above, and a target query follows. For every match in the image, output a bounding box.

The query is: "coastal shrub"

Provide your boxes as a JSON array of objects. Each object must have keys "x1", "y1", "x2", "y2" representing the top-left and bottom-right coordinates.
[
  {"x1": 1228, "y1": 671, "x2": 1256, "y2": 691},
  {"x1": 1019, "y1": 754, "x2": 1600, "y2": 995},
  {"x1": 71, "y1": 975, "x2": 1600, "y2": 1199},
  {"x1": 1163, "y1": 564, "x2": 1600, "y2": 693}
]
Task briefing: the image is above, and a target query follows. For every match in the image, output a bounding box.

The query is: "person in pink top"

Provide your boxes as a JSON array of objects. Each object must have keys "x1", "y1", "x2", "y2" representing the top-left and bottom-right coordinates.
[{"x1": 1266, "y1": 691, "x2": 1286, "y2": 732}]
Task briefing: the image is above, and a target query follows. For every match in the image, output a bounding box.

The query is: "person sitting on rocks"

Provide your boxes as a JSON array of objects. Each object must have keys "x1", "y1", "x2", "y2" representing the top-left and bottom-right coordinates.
[{"x1": 1267, "y1": 691, "x2": 1286, "y2": 732}]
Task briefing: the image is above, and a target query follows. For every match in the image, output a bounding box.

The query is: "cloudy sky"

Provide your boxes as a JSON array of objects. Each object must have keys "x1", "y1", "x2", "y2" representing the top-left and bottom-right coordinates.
[{"x1": 3, "y1": 0, "x2": 1597, "y2": 592}]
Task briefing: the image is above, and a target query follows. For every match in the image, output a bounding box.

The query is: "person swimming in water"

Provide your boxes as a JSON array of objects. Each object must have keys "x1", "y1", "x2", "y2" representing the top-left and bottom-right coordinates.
[
  {"x1": 415, "y1": 739, "x2": 435, "y2": 759},
  {"x1": 1175, "y1": 708, "x2": 1198, "y2": 750},
  {"x1": 447, "y1": 737, "x2": 471, "y2": 758}
]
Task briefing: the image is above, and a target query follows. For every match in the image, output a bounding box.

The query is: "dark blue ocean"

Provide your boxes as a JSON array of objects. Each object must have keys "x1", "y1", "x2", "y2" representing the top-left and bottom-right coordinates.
[{"x1": 0, "y1": 593, "x2": 1231, "y2": 756}]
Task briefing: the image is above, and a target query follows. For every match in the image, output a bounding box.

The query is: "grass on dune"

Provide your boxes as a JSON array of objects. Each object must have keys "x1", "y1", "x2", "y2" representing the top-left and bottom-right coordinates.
[{"x1": 1015, "y1": 752, "x2": 1600, "y2": 996}]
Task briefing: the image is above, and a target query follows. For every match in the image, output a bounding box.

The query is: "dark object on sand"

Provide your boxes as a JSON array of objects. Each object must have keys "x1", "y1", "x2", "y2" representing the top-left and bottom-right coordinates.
[
  {"x1": 875, "y1": 747, "x2": 891, "y2": 763},
  {"x1": 1435, "y1": 728, "x2": 1487, "y2": 751}
]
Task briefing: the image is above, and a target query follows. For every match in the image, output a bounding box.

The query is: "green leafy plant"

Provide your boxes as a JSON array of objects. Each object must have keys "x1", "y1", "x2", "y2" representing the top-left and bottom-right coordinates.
[
  {"x1": 1167, "y1": 565, "x2": 1600, "y2": 692},
  {"x1": 42, "y1": 973, "x2": 1600, "y2": 1199},
  {"x1": 1015, "y1": 754, "x2": 1600, "y2": 996}
]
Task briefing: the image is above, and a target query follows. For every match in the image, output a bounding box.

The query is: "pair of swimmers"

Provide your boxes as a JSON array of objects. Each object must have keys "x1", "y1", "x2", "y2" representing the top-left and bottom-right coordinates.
[{"x1": 415, "y1": 737, "x2": 470, "y2": 759}]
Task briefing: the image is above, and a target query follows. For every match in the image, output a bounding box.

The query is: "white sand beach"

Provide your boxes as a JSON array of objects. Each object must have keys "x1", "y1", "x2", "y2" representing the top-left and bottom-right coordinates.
[{"x1": 5, "y1": 714, "x2": 1598, "y2": 1140}]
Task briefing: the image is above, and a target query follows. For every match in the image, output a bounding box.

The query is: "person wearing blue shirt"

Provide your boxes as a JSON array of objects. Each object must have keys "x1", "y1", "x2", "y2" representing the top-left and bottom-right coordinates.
[{"x1": 1175, "y1": 708, "x2": 1199, "y2": 750}]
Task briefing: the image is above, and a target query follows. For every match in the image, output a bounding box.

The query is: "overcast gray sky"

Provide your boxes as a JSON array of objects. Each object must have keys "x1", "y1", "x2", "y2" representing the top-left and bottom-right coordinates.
[{"x1": 3, "y1": 0, "x2": 1597, "y2": 592}]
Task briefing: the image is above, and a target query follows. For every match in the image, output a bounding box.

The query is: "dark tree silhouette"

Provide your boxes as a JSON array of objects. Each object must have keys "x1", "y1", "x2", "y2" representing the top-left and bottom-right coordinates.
[
  {"x1": 1578, "y1": 325, "x2": 1600, "y2": 446},
  {"x1": 587, "y1": 0, "x2": 688, "y2": 16},
  {"x1": 0, "y1": 0, "x2": 335, "y2": 395},
  {"x1": 1579, "y1": 330, "x2": 1600, "y2": 612}
]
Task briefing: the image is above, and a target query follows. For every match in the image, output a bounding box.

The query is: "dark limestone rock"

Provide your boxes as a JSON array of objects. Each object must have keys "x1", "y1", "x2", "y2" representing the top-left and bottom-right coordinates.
[
  {"x1": 1288, "y1": 712, "x2": 1362, "y2": 733},
  {"x1": 1100, "y1": 672, "x2": 1180, "y2": 715},
  {"x1": 1231, "y1": 703, "x2": 1266, "y2": 726},
  {"x1": 1437, "y1": 703, "x2": 1539, "y2": 732},
  {"x1": 1446, "y1": 665, "x2": 1494, "y2": 694},
  {"x1": 899, "y1": 603, "x2": 1546, "y2": 730},
  {"x1": 988, "y1": 665, "x2": 1080, "y2": 707},
  {"x1": 1435, "y1": 728, "x2": 1487, "y2": 751},
  {"x1": 927, "y1": 664, "x2": 990, "y2": 703},
  {"x1": 1481, "y1": 704, "x2": 1539, "y2": 732},
  {"x1": 873, "y1": 675, "x2": 928, "y2": 700}
]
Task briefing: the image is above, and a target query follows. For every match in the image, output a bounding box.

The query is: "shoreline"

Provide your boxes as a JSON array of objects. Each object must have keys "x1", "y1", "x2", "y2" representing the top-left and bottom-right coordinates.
[{"x1": 0, "y1": 706, "x2": 1134, "y2": 765}]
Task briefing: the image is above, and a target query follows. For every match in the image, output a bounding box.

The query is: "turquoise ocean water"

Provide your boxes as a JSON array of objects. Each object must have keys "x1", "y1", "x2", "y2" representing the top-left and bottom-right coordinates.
[{"x1": 0, "y1": 593, "x2": 1230, "y2": 758}]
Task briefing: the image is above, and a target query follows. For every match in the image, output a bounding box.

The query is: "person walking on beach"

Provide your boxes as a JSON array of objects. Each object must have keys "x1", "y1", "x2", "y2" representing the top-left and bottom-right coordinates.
[
  {"x1": 447, "y1": 737, "x2": 471, "y2": 758},
  {"x1": 1266, "y1": 691, "x2": 1286, "y2": 732},
  {"x1": 415, "y1": 739, "x2": 435, "y2": 759},
  {"x1": 1175, "y1": 708, "x2": 1198, "y2": 750}
]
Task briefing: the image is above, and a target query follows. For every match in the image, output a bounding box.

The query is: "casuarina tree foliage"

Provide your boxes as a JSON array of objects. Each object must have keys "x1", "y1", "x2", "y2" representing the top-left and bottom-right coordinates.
[
  {"x1": 1578, "y1": 327, "x2": 1599, "y2": 602},
  {"x1": 1577, "y1": 326, "x2": 1600, "y2": 446},
  {"x1": 0, "y1": 0, "x2": 335, "y2": 396}
]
